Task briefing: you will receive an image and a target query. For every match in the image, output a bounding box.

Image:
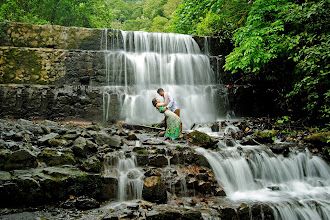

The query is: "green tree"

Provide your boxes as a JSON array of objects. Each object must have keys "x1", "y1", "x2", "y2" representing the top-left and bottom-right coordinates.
[
  {"x1": 173, "y1": 0, "x2": 252, "y2": 36},
  {"x1": 142, "y1": 0, "x2": 166, "y2": 19},
  {"x1": 225, "y1": 0, "x2": 330, "y2": 123}
]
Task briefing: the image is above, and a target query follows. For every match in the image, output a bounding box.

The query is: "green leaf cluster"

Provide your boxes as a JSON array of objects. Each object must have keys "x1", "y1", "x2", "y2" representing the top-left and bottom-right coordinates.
[
  {"x1": 224, "y1": 0, "x2": 329, "y2": 123},
  {"x1": 173, "y1": 0, "x2": 252, "y2": 36},
  {"x1": 0, "y1": 0, "x2": 183, "y2": 32}
]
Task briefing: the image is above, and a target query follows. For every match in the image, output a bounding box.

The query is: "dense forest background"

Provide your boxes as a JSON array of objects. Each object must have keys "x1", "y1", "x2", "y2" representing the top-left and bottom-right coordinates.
[{"x1": 0, "y1": 0, "x2": 329, "y2": 125}]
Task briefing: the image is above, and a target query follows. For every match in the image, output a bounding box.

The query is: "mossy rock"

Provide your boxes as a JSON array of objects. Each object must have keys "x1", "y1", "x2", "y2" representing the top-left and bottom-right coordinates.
[
  {"x1": 39, "y1": 148, "x2": 76, "y2": 166},
  {"x1": 133, "y1": 147, "x2": 147, "y2": 154},
  {"x1": 253, "y1": 130, "x2": 279, "y2": 144},
  {"x1": 186, "y1": 130, "x2": 217, "y2": 149},
  {"x1": 48, "y1": 139, "x2": 68, "y2": 147},
  {"x1": 304, "y1": 131, "x2": 330, "y2": 146},
  {"x1": 2, "y1": 149, "x2": 38, "y2": 170},
  {"x1": 81, "y1": 156, "x2": 102, "y2": 173}
]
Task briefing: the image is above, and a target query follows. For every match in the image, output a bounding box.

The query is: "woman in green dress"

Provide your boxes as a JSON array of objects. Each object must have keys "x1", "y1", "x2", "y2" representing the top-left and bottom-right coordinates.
[{"x1": 152, "y1": 98, "x2": 183, "y2": 140}]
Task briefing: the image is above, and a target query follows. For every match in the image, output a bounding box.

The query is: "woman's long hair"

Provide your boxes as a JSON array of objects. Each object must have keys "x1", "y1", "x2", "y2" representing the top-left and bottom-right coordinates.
[{"x1": 152, "y1": 98, "x2": 157, "y2": 107}]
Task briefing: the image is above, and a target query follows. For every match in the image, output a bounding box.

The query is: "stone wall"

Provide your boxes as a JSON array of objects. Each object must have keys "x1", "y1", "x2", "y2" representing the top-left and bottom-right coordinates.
[{"x1": 0, "y1": 84, "x2": 121, "y2": 122}]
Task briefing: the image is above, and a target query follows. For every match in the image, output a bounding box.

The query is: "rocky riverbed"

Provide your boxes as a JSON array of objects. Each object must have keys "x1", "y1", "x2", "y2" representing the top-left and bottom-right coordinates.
[{"x1": 0, "y1": 117, "x2": 329, "y2": 219}]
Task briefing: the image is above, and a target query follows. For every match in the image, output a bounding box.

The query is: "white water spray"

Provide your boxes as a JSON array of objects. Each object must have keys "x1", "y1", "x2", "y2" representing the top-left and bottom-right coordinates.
[
  {"x1": 102, "y1": 30, "x2": 228, "y2": 128},
  {"x1": 196, "y1": 147, "x2": 330, "y2": 219}
]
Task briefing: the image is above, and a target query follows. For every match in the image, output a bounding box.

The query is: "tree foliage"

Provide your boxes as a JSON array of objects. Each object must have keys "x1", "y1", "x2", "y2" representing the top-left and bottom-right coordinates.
[
  {"x1": 225, "y1": 0, "x2": 330, "y2": 123},
  {"x1": 173, "y1": 0, "x2": 252, "y2": 36},
  {"x1": 0, "y1": 0, "x2": 182, "y2": 32}
]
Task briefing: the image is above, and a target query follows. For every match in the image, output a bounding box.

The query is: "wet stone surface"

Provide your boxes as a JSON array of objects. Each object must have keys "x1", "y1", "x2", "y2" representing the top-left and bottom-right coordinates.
[{"x1": 0, "y1": 118, "x2": 329, "y2": 219}]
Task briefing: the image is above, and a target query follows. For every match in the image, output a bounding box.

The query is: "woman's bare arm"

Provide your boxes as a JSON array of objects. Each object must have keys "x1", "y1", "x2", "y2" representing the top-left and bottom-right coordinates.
[{"x1": 156, "y1": 93, "x2": 168, "y2": 107}]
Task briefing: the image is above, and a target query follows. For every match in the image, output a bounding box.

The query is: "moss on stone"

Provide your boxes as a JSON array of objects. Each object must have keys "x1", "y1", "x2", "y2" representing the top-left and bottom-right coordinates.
[
  {"x1": 186, "y1": 130, "x2": 217, "y2": 149},
  {"x1": 133, "y1": 147, "x2": 147, "y2": 154},
  {"x1": 48, "y1": 139, "x2": 68, "y2": 147},
  {"x1": 304, "y1": 132, "x2": 330, "y2": 146},
  {"x1": 39, "y1": 149, "x2": 76, "y2": 166},
  {"x1": 253, "y1": 130, "x2": 279, "y2": 143},
  {"x1": 81, "y1": 156, "x2": 102, "y2": 173}
]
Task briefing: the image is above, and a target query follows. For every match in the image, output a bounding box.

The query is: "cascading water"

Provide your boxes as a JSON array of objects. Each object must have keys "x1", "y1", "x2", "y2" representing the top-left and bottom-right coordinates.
[
  {"x1": 196, "y1": 147, "x2": 330, "y2": 219},
  {"x1": 102, "y1": 30, "x2": 228, "y2": 129},
  {"x1": 104, "y1": 151, "x2": 144, "y2": 201}
]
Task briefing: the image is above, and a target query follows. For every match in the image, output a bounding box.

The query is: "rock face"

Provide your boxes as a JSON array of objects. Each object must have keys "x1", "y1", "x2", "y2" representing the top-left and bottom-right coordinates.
[
  {"x1": 1, "y1": 148, "x2": 38, "y2": 170},
  {"x1": 142, "y1": 176, "x2": 167, "y2": 204},
  {"x1": 0, "y1": 84, "x2": 120, "y2": 122}
]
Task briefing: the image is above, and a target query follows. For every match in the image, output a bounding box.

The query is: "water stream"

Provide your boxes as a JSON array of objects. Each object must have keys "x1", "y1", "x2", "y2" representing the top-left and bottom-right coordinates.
[
  {"x1": 104, "y1": 151, "x2": 144, "y2": 201},
  {"x1": 196, "y1": 146, "x2": 330, "y2": 219}
]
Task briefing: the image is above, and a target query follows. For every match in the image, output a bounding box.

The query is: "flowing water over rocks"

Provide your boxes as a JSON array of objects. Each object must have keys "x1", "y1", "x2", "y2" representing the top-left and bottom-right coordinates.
[
  {"x1": 0, "y1": 118, "x2": 329, "y2": 219},
  {"x1": 0, "y1": 22, "x2": 329, "y2": 220},
  {"x1": 101, "y1": 30, "x2": 231, "y2": 129}
]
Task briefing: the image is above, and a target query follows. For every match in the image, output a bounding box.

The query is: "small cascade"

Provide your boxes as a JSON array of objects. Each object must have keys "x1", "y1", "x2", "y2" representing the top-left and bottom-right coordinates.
[
  {"x1": 101, "y1": 29, "x2": 230, "y2": 128},
  {"x1": 104, "y1": 151, "x2": 144, "y2": 201},
  {"x1": 196, "y1": 147, "x2": 330, "y2": 219},
  {"x1": 180, "y1": 177, "x2": 188, "y2": 197},
  {"x1": 165, "y1": 147, "x2": 171, "y2": 168}
]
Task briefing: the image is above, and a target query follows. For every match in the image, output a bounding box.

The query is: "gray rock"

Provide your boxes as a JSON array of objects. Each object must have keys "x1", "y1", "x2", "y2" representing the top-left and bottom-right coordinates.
[
  {"x1": 86, "y1": 139, "x2": 97, "y2": 153},
  {"x1": 63, "y1": 133, "x2": 80, "y2": 140},
  {"x1": 4, "y1": 141, "x2": 20, "y2": 151},
  {"x1": 0, "y1": 171, "x2": 11, "y2": 183},
  {"x1": 38, "y1": 133, "x2": 60, "y2": 144},
  {"x1": 95, "y1": 132, "x2": 122, "y2": 148},
  {"x1": 73, "y1": 137, "x2": 87, "y2": 157},
  {"x1": 11, "y1": 148, "x2": 36, "y2": 161},
  {"x1": 3, "y1": 148, "x2": 38, "y2": 170},
  {"x1": 76, "y1": 197, "x2": 100, "y2": 210},
  {"x1": 101, "y1": 176, "x2": 118, "y2": 200},
  {"x1": 127, "y1": 133, "x2": 138, "y2": 141},
  {"x1": 38, "y1": 148, "x2": 76, "y2": 166},
  {"x1": 142, "y1": 176, "x2": 167, "y2": 204},
  {"x1": 149, "y1": 155, "x2": 168, "y2": 167},
  {"x1": 82, "y1": 156, "x2": 102, "y2": 173}
]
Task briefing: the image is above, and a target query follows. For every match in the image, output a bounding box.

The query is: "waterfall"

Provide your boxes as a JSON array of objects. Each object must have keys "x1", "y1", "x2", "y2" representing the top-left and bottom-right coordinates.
[
  {"x1": 102, "y1": 30, "x2": 226, "y2": 129},
  {"x1": 196, "y1": 147, "x2": 330, "y2": 219},
  {"x1": 104, "y1": 151, "x2": 144, "y2": 201}
]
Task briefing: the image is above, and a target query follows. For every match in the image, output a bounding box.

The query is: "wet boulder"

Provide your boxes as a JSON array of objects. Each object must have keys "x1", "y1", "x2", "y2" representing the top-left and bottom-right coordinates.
[
  {"x1": 304, "y1": 131, "x2": 330, "y2": 147},
  {"x1": 2, "y1": 148, "x2": 38, "y2": 170},
  {"x1": 81, "y1": 156, "x2": 102, "y2": 173},
  {"x1": 73, "y1": 137, "x2": 88, "y2": 157},
  {"x1": 270, "y1": 144, "x2": 290, "y2": 157},
  {"x1": 100, "y1": 176, "x2": 118, "y2": 200},
  {"x1": 252, "y1": 130, "x2": 279, "y2": 144},
  {"x1": 38, "y1": 133, "x2": 60, "y2": 144},
  {"x1": 38, "y1": 148, "x2": 76, "y2": 166},
  {"x1": 48, "y1": 139, "x2": 69, "y2": 147},
  {"x1": 95, "y1": 132, "x2": 122, "y2": 148},
  {"x1": 186, "y1": 131, "x2": 217, "y2": 149},
  {"x1": 149, "y1": 155, "x2": 168, "y2": 167},
  {"x1": 142, "y1": 176, "x2": 167, "y2": 204},
  {"x1": 133, "y1": 147, "x2": 147, "y2": 155},
  {"x1": 61, "y1": 196, "x2": 100, "y2": 210},
  {"x1": 127, "y1": 133, "x2": 138, "y2": 141},
  {"x1": 0, "y1": 171, "x2": 11, "y2": 183}
]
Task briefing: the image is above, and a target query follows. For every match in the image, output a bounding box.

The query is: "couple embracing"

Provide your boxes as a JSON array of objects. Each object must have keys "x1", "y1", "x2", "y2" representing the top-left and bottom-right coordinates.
[{"x1": 152, "y1": 88, "x2": 183, "y2": 140}]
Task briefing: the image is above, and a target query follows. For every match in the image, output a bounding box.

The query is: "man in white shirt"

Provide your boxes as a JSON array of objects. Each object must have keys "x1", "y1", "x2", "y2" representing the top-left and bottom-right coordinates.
[
  {"x1": 156, "y1": 88, "x2": 182, "y2": 135},
  {"x1": 157, "y1": 88, "x2": 180, "y2": 116}
]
